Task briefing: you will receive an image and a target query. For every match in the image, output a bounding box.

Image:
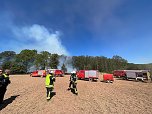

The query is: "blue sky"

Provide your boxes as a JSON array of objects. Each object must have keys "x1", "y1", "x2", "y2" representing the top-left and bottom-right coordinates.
[{"x1": 0, "y1": 0, "x2": 152, "y2": 64}]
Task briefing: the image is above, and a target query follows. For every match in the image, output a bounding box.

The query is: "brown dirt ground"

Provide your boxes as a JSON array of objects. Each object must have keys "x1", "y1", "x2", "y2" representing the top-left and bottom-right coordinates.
[{"x1": 0, "y1": 74, "x2": 152, "y2": 114}]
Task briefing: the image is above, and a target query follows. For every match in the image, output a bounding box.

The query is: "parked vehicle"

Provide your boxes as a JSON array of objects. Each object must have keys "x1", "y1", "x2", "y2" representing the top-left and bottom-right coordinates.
[
  {"x1": 77, "y1": 70, "x2": 99, "y2": 81},
  {"x1": 113, "y1": 70, "x2": 150, "y2": 82},
  {"x1": 47, "y1": 69, "x2": 64, "y2": 77},
  {"x1": 30, "y1": 70, "x2": 46, "y2": 77},
  {"x1": 100, "y1": 74, "x2": 114, "y2": 83},
  {"x1": 113, "y1": 70, "x2": 126, "y2": 78},
  {"x1": 54, "y1": 70, "x2": 64, "y2": 77},
  {"x1": 125, "y1": 70, "x2": 149, "y2": 81}
]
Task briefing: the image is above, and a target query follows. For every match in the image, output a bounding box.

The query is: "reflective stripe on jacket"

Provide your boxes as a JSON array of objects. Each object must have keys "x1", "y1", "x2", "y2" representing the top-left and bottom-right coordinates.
[
  {"x1": 3, "y1": 74, "x2": 9, "y2": 78},
  {"x1": 1, "y1": 74, "x2": 10, "y2": 86}
]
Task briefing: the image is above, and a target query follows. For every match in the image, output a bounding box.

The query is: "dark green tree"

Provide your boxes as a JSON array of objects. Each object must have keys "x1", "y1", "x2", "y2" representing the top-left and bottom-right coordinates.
[
  {"x1": 2, "y1": 61, "x2": 12, "y2": 70},
  {"x1": 35, "y1": 51, "x2": 51, "y2": 69},
  {"x1": 61, "y1": 63, "x2": 67, "y2": 73},
  {"x1": 10, "y1": 62, "x2": 26, "y2": 74},
  {"x1": 0, "y1": 51, "x2": 16, "y2": 60},
  {"x1": 16, "y1": 49, "x2": 37, "y2": 73},
  {"x1": 50, "y1": 54, "x2": 59, "y2": 69}
]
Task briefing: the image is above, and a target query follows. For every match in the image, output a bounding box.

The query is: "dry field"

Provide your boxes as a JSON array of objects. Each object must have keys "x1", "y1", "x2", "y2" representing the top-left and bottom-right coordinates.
[{"x1": 0, "y1": 74, "x2": 152, "y2": 114}]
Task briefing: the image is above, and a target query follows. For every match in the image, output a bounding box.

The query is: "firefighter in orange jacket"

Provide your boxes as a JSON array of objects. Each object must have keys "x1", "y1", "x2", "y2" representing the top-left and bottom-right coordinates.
[{"x1": 45, "y1": 71, "x2": 55, "y2": 100}]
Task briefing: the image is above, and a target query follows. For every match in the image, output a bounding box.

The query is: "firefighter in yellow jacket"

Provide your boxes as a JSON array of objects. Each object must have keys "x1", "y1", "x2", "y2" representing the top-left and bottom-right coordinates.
[{"x1": 45, "y1": 71, "x2": 55, "y2": 100}]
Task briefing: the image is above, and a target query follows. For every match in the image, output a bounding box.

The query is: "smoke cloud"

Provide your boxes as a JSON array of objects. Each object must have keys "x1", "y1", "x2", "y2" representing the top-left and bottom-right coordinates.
[
  {"x1": 12, "y1": 24, "x2": 69, "y2": 55},
  {"x1": 58, "y1": 56, "x2": 76, "y2": 73}
]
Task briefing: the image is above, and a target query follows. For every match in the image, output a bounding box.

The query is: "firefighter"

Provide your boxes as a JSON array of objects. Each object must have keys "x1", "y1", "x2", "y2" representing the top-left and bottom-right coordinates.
[
  {"x1": 0, "y1": 69, "x2": 11, "y2": 104},
  {"x1": 45, "y1": 71, "x2": 55, "y2": 100},
  {"x1": 68, "y1": 71, "x2": 78, "y2": 95},
  {"x1": 146, "y1": 71, "x2": 151, "y2": 82}
]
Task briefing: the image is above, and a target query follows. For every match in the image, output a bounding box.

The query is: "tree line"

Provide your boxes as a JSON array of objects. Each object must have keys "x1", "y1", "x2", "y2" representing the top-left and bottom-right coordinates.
[{"x1": 0, "y1": 50, "x2": 151, "y2": 74}]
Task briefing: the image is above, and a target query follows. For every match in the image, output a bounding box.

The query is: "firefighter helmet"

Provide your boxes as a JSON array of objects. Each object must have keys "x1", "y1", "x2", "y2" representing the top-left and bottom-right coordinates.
[{"x1": 71, "y1": 71, "x2": 76, "y2": 74}]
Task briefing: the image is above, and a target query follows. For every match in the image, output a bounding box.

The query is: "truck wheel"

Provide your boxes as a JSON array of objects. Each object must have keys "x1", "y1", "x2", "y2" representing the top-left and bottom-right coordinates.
[
  {"x1": 89, "y1": 78, "x2": 92, "y2": 82},
  {"x1": 106, "y1": 80, "x2": 110, "y2": 83},
  {"x1": 124, "y1": 76, "x2": 127, "y2": 80},
  {"x1": 141, "y1": 78, "x2": 144, "y2": 82}
]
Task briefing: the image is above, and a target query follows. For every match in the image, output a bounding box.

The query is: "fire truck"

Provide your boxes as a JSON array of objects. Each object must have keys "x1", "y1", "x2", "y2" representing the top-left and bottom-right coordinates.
[
  {"x1": 30, "y1": 70, "x2": 46, "y2": 77},
  {"x1": 47, "y1": 69, "x2": 64, "y2": 77},
  {"x1": 76, "y1": 70, "x2": 99, "y2": 81}
]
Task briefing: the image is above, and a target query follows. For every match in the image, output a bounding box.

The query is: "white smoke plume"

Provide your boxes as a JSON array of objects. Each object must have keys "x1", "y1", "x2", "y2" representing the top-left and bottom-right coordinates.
[
  {"x1": 58, "y1": 56, "x2": 76, "y2": 73},
  {"x1": 12, "y1": 24, "x2": 69, "y2": 55}
]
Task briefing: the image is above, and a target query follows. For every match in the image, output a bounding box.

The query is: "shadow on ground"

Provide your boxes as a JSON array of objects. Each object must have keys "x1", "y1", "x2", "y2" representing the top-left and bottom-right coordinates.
[
  {"x1": 0, "y1": 95, "x2": 20, "y2": 110},
  {"x1": 50, "y1": 92, "x2": 56, "y2": 99}
]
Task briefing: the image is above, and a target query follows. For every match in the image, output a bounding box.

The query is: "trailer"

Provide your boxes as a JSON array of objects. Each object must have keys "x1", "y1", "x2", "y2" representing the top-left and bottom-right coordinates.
[
  {"x1": 100, "y1": 74, "x2": 114, "y2": 83},
  {"x1": 77, "y1": 70, "x2": 99, "y2": 81}
]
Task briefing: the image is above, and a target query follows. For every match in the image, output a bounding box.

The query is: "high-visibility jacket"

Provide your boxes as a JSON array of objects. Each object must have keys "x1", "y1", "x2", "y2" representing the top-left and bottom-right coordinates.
[
  {"x1": 147, "y1": 72, "x2": 151, "y2": 80},
  {"x1": 3, "y1": 74, "x2": 9, "y2": 78},
  {"x1": 45, "y1": 74, "x2": 55, "y2": 88},
  {"x1": 1, "y1": 74, "x2": 11, "y2": 86}
]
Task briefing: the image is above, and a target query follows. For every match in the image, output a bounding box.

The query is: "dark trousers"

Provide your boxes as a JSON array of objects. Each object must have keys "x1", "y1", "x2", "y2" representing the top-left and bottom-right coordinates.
[
  {"x1": 72, "y1": 82, "x2": 78, "y2": 93},
  {"x1": 46, "y1": 87, "x2": 53, "y2": 98},
  {"x1": 69, "y1": 81, "x2": 73, "y2": 88},
  {"x1": 69, "y1": 81, "x2": 77, "y2": 88},
  {"x1": 69, "y1": 81, "x2": 78, "y2": 93},
  {"x1": 0, "y1": 87, "x2": 7, "y2": 103}
]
